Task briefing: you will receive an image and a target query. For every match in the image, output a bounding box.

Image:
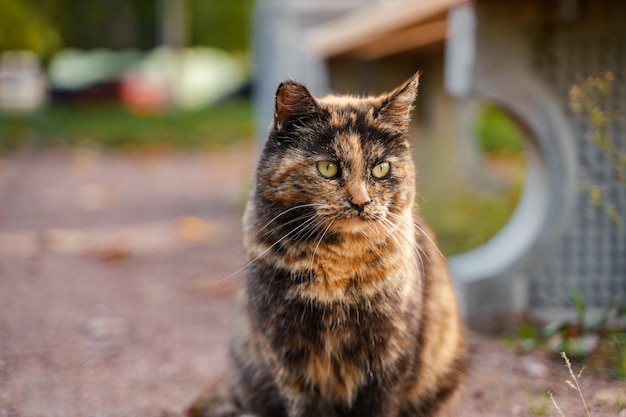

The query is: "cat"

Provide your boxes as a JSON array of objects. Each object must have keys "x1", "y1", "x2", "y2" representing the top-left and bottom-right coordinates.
[{"x1": 187, "y1": 72, "x2": 467, "y2": 417}]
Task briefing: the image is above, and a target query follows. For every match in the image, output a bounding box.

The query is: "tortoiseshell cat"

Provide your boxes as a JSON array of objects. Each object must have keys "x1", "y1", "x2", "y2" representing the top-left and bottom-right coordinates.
[{"x1": 188, "y1": 73, "x2": 466, "y2": 417}]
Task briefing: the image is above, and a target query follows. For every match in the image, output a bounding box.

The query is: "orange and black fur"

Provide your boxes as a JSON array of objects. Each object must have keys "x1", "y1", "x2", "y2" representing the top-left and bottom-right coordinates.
[{"x1": 188, "y1": 73, "x2": 466, "y2": 417}]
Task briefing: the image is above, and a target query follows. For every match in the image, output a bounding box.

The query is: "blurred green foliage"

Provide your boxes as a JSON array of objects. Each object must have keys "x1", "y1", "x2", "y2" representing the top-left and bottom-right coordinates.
[
  {"x1": 0, "y1": 0, "x2": 63, "y2": 59},
  {"x1": 0, "y1": 100, "x2": 253, "y2": 152},
  {"x1": 0, "y1": 0, "x2": 254, "y2": 57},
  {"x1": 46, "y1": 0, "x2": 157, "y2": 50},
  {"x1": 475, "y1": 104, "x2": 524, "y2": 154},
  {"x1": 191, "y1": 0, "x2": 254, "y2": 52}
]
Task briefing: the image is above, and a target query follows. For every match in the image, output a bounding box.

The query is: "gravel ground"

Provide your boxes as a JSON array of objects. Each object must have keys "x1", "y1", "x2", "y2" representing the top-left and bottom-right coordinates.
[{"x1": 0, "y1": 148, "x2": 624, "y2": 417}]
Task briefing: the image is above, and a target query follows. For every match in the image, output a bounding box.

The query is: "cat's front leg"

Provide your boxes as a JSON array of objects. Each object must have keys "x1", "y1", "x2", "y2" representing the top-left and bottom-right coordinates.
[
  {"x1": 276, "y1": 384, "x2": 338, "y2": 417},
  {"x1": 284, "y1": 398, "x2": 338, "y2": 417},
  {"x1": 348, "y1": 381, "x2": 402, "y2": 417}
]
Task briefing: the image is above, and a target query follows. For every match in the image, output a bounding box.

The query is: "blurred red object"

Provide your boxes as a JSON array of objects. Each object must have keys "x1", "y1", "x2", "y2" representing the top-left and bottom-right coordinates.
[{"x1": 120, "y1": 69, "x2": 171, "y2": 113}]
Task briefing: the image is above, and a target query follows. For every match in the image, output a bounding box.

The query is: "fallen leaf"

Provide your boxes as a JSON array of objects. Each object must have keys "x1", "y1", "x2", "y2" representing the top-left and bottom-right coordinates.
[
  {"x1": 175, "y1": 216, "x2": 213, "y2": 242},
  {"x1": 93, "y1": 244, "x2": 132, "y2": 262}
]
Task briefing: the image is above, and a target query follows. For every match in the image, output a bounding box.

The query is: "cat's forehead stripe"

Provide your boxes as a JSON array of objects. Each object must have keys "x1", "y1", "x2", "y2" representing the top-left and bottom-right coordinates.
[
  {"x1": 335, "y1": 132, "x2": 365, "y2": 173},
  {"x1": 329, "y1": 111, "x2": 345, "y2": 128},
  {"x1": 328, "y1": 109, "x2": 362, "y2": 127}
]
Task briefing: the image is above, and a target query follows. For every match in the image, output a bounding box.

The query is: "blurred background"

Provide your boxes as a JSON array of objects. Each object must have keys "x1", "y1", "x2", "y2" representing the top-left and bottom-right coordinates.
[
  {"x1": 0, "y1": 0, "x2": 624, "y2": 415},
  {"x1": 0, "y1": 0, "x2": 523, "y2": 256},
  {"x1": 0, "y1": 0, "x2": 254, "y2": 149}
]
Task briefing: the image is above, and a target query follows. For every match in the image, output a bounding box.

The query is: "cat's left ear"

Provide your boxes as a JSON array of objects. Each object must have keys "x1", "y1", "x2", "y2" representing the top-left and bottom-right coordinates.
[
  {"x1": 374, "y1": 72, "x2": 420, "y2": 132},
  {"x1": 273, "y1": 80, "x2": 321, "y2": 131}
]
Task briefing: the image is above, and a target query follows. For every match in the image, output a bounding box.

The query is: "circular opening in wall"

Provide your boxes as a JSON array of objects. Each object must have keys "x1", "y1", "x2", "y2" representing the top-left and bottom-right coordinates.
[{"x1": 415, "y1": 101, "x2": 527, "y2": 256}]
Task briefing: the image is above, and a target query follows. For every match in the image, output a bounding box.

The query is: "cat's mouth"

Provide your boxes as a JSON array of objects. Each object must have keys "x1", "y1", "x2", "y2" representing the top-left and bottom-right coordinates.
[
  {"x1": 336, "y1": 218, "x2": 368, "y2": 233},
  {"x1": 335, "y1": 214, "x2": 380, "y2": 233},
  {"x1": 318, "y1": 204, "x2": 384, "y2": 233}
]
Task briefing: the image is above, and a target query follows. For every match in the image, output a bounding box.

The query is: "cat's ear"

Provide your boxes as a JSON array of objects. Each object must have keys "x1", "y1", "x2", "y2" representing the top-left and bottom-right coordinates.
[
  {"x1": 273, "y1": 80, "x2": 320, "y2": 131},
  {"x1": 374, "y1": 72, "x2": 420, "y2": 132}
]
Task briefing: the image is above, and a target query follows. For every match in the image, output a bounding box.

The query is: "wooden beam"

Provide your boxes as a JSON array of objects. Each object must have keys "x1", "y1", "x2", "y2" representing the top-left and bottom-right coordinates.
[
  {"x1": 350, "y1": 18, "x2": 448, "y2": 60},
  {"x1": 307, "y1": 0, "x2": 468, "y2": 58}
]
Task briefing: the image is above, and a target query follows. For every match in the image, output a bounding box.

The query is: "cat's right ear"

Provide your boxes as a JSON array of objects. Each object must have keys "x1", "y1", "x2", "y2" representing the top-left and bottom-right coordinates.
[{"x1": 273, "y1": 81, "x2": 320, "y2": 131}]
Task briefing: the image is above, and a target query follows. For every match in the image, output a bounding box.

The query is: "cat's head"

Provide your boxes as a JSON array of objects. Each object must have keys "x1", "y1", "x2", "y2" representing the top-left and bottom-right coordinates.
[{"x1": 253, "y1": 73, "x2": 419, "y2": 237}]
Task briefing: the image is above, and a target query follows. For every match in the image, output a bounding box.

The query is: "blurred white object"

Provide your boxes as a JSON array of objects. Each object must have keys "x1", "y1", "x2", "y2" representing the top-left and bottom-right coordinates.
[
  {"x1": 173, "y1": 47, "x2": 247, "y2": 110},
  {"x1": 48, "y1": 48, "x2": 141, "y2": 91},
  {"x1": 0, "y1": 50, "x2": 48, "y2": 112},
  {"x1": 121, "y1": 46, "x2": 247, "y2": 111}
]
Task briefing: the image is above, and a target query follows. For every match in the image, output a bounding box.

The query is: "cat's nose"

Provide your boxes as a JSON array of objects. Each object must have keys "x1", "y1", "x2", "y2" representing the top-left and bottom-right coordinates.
[
  {"x1": 349, "y1": 198, "x2": 370, "y2": 213},
  {"x1": 347, "y1": 182, "x2": 370, "y2": 211}
]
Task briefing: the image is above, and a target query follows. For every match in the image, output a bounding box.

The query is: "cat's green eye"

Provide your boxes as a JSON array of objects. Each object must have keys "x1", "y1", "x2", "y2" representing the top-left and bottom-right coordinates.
[
  {"x1": 317, "y1": 161, "x2": 339, "y2": 178},
  {"x1": 372, "y1": 162, "x2": 391, "y2": 179}
]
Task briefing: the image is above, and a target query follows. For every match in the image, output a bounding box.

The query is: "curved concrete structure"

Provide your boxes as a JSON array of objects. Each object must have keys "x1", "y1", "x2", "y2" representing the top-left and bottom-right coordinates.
[{"x1": 445, "y1": 3, "x2": 578, "y2": 328}]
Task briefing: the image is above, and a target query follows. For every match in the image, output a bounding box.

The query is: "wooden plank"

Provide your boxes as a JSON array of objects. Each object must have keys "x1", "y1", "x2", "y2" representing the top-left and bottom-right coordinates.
[
  {"x1": 350, "y1": 18, "x2": 448, "y2": 59},
  {"x1": 307, "y1": 0, "x2": 469, "y2": 58}
]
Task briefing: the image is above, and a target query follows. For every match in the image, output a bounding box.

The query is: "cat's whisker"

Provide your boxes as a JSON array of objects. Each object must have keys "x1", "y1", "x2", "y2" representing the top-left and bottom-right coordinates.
[
  {"x1": 212, "y1": 215, "x2": 320, "y2": 285},
  {"x1": 282, "y1": 216, "x2": 321, "y2": 244},
  {"x1": 386, "y1": 211, "x2": 446, "y2": 261},
  {"x1": 294, "y1": 219, "x2": 333, "y2": 279},
  {"x1": 250, "y1": 215, "x2": 331, "y2": 298},
  {"x1": 360, "y1": 225, "x2": 374, "y2": 239},
  {"x1": 259, "y1": 215, "x2": 327, "y2": 300},
  {"x1": 255, "y1": 215, "x2": 318, "y2": 303},
  {"x1": 296, "y1": 217, "x2": 329, "y2": 242},
  {"x1": 259, "y1": 203, "x2": 325, "y2": 233},
  {"x1": 379, "y1": 217, "x2": 426, "y2": 276},
  {"x1": 377, "y1": 217, "x2": 402, "y2": 247},
  {"x1": 260, "y1": 212, "x2": 317, "y2": 240},
  {"x1": 306, "y1": 220, "x2": 334, "y2": 280}
]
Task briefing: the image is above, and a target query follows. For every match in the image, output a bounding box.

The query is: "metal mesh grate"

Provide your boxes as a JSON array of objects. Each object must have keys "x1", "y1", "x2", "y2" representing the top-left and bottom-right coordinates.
[{"x1": 529, "y1": 1, "x2": 626, "y2": 308}]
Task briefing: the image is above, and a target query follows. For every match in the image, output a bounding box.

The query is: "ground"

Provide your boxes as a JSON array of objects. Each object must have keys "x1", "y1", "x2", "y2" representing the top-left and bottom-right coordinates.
[{"x1": 0, "y1": 148, "x2": 624, "y2": 417}]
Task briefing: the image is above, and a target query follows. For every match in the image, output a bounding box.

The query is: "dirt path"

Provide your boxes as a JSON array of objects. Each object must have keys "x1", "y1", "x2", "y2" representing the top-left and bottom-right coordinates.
[{"x1": 0, "y1": 149, "x2": 623, "y2": 417}]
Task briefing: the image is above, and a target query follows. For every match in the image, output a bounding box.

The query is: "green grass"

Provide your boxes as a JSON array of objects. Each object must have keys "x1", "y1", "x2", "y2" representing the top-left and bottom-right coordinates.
[
  {"x1": 0, "y1": 99, "x2": 254, "y2": 153},
  {"x1": 419, "y1": 175, "x2": 523, "y2": 256},
  {"x1": 475, "y1": 104, "x2": 524, "y2": 154}
]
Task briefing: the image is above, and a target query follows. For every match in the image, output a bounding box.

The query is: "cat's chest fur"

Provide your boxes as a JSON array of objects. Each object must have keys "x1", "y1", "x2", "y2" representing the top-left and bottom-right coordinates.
[
  {"x1": 291, "y1": 296, "x2": 417, "y2": 406},
  {"x1": 246, "y1": 216, "x2": 422, "y2": 406},
  {"x1": 246, "y1": 209, "x2": 420, "y2": 304}
]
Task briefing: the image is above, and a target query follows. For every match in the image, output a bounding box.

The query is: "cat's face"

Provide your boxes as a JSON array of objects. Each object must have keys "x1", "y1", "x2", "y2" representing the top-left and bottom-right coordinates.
[{"x1": 254, "y1": 74, "x2": 419, "y2": 237}]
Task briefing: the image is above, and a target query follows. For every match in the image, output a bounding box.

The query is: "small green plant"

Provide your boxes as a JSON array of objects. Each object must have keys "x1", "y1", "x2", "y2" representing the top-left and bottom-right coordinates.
[
  {"x1": 502, "y1": 321, "x2": 543, "y2": 352},
  {"x1": 528, "y1": 393, "x2": 550, "y2": 416},
  {"x1": 599, "y1": 332, "x2": 626, "y2": 379},
  {"x1": 545, "y1": 286, "x2": 626, "y2": 360}
]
